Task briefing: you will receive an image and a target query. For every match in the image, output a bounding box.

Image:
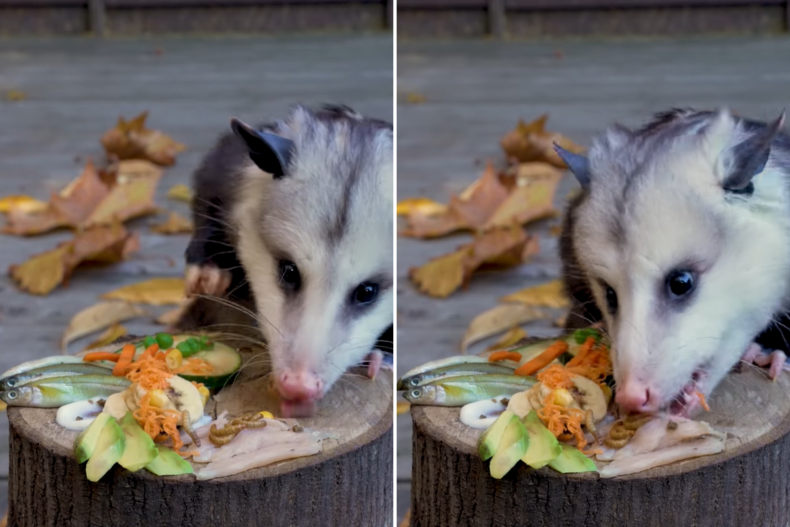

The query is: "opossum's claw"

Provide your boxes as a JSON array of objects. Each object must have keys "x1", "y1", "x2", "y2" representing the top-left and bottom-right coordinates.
[
  {"x1": 742, "y1": 343, "x2": 787, "y2": 381},
  {"x1": 365, "y1": 350, "x2": 384, "y2": 381},
  {"x1": 185, "y1": 264, "x2": 232, "y2": 297}
]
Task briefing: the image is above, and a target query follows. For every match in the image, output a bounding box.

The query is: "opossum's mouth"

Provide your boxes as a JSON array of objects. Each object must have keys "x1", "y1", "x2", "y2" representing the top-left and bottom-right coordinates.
[
  {"x1": 667, "y1": 369, "x2": 706, "y2": 417},
  {"x1": 280, "y1": 399, "x2": 316, "y2": 418}
]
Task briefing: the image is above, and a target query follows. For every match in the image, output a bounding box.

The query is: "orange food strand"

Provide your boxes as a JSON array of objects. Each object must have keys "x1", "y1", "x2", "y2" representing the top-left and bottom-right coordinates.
[
  {"x1": 565, "y1": 337, "x2": 595, "y2": 368},
  {"x1": 179, "y1": 450, "x2": 199, "y2": 458},
  {"x1": 536, "y1": 364, "x2": 574, "y2": 390},
  {"x1": 514, "y1": 341, "x2": 569, "y2": 376},
  {"x1": 175, "y1": 358, "x2": 214, "y2": 375},
  {"x1": 488, "y1": 351, "x2": 522, "y2": 363},
  {"x1": 82, "y1": 352, "x2": 121, "y2": 362},
  {"x1": 583, "y1": 448, "x2": 604, "y2": 456},
  {"x1": 537, "y1": 388, "x2": 587, "y2": 450},
  {"x1": 133, "y1": 390, "x2": 184, "y2": 451},
  {"x1": 566, "y1": 343, "x2": 612, "y2": 384},
  {"x1": 112, "y1": 343, "x2": 137, "y2": 377},
  {"x1": 695, "y1": 390, "x2": 710, "y2": 412}
]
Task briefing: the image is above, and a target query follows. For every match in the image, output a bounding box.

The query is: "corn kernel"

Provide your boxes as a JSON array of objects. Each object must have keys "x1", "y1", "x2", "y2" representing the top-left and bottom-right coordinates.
[
  {"x1": 259, "y1": 411, "x2": 274, "y2": 419},
  {"x1": 149, "y1": 389, "x2": 169, "y2": 408},
  {"x1": 198, "y1": 385, "x2": 210, "y2": 405},
  {"x1": 165, "y1": 349, "x2": 183, "y2": 370},
  {"x1": 553, "y1": 388, "x2": 574, "y2": 407}
]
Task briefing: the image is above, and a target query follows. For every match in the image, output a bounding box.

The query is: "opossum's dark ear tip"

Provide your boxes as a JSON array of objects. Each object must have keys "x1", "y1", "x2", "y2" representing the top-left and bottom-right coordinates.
[
  {"x1": 230, "y1": 118, "x2": 294, "y2": 179},
  {"x1": 554, "y1": 143, "x2": 591, "y2": 189}
]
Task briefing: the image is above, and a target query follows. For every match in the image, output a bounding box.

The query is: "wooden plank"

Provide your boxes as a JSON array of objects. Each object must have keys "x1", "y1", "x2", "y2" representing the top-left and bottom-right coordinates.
[
  {"x1": 88, "y1": 0, "x2": 106, "y2": 36},
  {"x1": 0, "y1": 0, "x2": 386, "y2": 6},
  {"x1": 396, "y1": 0, "x2": 784, "y2": 8},
  {"x1": 488, "y1": 0, "x2": 506, "y2": 37}
]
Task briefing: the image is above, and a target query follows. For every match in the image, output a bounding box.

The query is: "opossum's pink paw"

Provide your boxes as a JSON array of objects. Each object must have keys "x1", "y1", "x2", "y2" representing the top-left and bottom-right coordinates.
[
  {"x1": 185, "y1": 264, "x2": 231, "y2": 297},
  {"x1": 744, "y1": 345, "x2": 787, "y2": 381},
  {"x1": 365, "y1": 350, "x2": 384, "y2": 381},
  {"x1": 741, "y1": 342, "x2": 761, "y2": 364}
]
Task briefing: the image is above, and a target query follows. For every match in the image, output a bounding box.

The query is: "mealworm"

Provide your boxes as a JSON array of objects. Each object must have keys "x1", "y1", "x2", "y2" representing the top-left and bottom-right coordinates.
[
  {"x1": 604, "y1": 436, "x2": 630, "y2": 448},
  {"x1": 622, "y1": 414, "x2": 652, "y2": 430},
  {"x1": 209, "y1": 432, "x2": 235, "y2": 446},
  {"x1": 181, "y1": 410, "x2": 200, "y2": 447},
  {"x1": 585, "y1": 410, "x2": 602, "y2": 444},
  {"x1": 608, "y1": 423, "x2": 635, "y2": 440}
]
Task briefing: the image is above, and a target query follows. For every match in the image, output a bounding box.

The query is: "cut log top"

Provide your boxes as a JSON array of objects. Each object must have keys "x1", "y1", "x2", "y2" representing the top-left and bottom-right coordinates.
[{"x1": 413, "y1": 367, "x2": 790, "y2": 479}]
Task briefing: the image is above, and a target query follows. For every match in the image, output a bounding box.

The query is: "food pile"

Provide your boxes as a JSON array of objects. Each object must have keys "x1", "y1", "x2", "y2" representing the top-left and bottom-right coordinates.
[
  {"x1": 398, "y1": 327, "x2": 727, "y2": 479},
  {"x1": 1, "y1": 332, "x2": 324, "y2": 482}
]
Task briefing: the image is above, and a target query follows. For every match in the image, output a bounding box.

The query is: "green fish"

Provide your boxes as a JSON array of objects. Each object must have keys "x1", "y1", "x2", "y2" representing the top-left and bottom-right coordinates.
[
  {"x1": 0, "y1": 375, "x2": 132, "y2": 408},
  {"x1": 399, "y1": 356, "x2": 490, "y2": 383},
  {"x1": 0, "y1": 363, "x2": 118, "y2": 391},
  {"x1": 397, "y1": 362, "x2": 516, "y2": 390},
  {"x1": 0, "y1": 356, "x2": 109, "y2": 381},
  {"x1": 403, "y1": 374, "x2": 537, "y2": 406}
]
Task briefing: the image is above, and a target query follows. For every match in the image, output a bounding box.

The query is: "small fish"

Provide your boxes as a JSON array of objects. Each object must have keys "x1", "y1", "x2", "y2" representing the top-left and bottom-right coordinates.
[
  {"x1": 397, "y1": 362, "x2": 516, "y2": 390},
  {"x1": 0, "y1": 356, "x2": 108, "y2": 381},
  {"x1": 403, "y1": 374, "x2": 537, "y2": 406},
  {"x1": 0, "y1": 363, "x2": 117, "y2": 391},
  {"x1": 399, "y1": 356, "x2": 489, "y2": 383},
  {"x1": 0, "y1": 375, "x2": 131, "y2": 408}
]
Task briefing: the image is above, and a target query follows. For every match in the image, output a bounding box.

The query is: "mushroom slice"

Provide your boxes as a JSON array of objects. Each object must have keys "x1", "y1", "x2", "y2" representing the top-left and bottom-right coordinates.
[
  {"x1": 460, "y1": 396, "x2": 510, "y2": 429},
  {"x1": 56, "y1": 398, "x2": 105, "y2": 431},
  {"x1": 570, "y1": 376, "x2": 607, "y2": 422}
]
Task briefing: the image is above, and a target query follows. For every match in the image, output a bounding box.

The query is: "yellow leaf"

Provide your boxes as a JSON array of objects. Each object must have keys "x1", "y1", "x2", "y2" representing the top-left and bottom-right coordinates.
[
  {"x1": 396, "y1": 197, "x2": 447, "y2": 217},
  {"x1": 85, "y1": 172, "x2": 160, "y2": 227},
  {"x1": 397, "y1": 401, "x2": 411, "y2": 415},
  {"x1": 6, "y1": 89, "x2": 26, "y2": 101},
  {"x1": 82, "y1": 324, "x2": 128, "y2": 351},
  {"x1": 101, "y1": 277, "x2": 186, "y2": 306},
  {"x1": 151, "y1": 211, "x2": 193, "y2": 234},
  {"x1": 167, "y1": 184, "x2": 193, "y2": 203},
  {"x1": 484, "y1": 327, "x2": 528, "y2": 352},
  {"x1": 483, "y1": 175, "x2": 561, "y2": 230},
  {"x1": 500, "y1": 114, "x2": 585, "y2": 168},
  {"x1": 501, "y1": 279, "x2": 570, "y2": 309},
  {"x1": 461, "y1": 304, "x2": 546, "y2": 353},
  {"x1": 405, "y1": 92, "x2": 427, "y2": 104},
  {"x1": 61, "y1": 301, "x2": 147, "y2": 351},
  {"x1": 101, "y1": 111, "x2": 186, "y2": 167},
  {"x1": 408, "y1": 247, "x2": 470, "y2": 299},
  {"x1": 0, "y1": 195, "x2": 48, "y2": 214},
  {"x1": 0, "y1": 400, "x2": 6, "y2": 412}
]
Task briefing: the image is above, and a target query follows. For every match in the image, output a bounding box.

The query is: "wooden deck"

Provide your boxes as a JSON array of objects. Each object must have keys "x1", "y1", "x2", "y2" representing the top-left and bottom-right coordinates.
[
  {"x1": 395, "y1": 35, "x2": 790, "y2": 523},
  {"x1": 0, "y1": 34, "x2": 392, "y2": 515}
]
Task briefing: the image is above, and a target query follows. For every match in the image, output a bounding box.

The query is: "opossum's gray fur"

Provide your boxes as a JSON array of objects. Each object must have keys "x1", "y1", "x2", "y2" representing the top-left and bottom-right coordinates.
[
  {"x1": 561, "y1": 107, "x2": 790, "y2": 409},
  {"x1": 178, "y1": 104, "x2": 393, "y2": 393}
]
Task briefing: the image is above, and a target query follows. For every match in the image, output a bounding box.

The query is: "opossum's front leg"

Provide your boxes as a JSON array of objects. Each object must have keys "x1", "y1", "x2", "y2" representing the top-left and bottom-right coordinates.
[
  {"x1": 184, "y1": 198, "x2": 236, "y2": 297},
  {"x1": 365, "y1": 350, "x2": 383, "y2": 380},
  {"x1": 740, "y1": 342, "x2": 787, "y2": 380}
]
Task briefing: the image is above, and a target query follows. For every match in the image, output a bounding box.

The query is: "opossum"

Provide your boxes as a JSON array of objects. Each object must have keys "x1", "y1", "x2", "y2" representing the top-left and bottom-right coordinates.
[
  {"x1": 175, "y1": 104, "x2": 393, "y2": 417},
  {"x1": 556, "y1": 107, "x2": 790, "y2": 417}
]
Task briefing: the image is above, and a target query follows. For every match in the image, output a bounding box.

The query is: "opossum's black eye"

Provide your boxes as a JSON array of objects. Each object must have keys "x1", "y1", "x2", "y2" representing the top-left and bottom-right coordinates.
[
  {"x1": 603, "y1": 284, "x2": 618, "y2": 314},
  {"x1": 278, "y1": 260, "x2": 301, "y2": 291},
  {"x1": 352, "y1": 282, "x2": 379, "y2": 305},
  {"x1": 667, "y1": 270, "x2": 695, "y2": 298}
]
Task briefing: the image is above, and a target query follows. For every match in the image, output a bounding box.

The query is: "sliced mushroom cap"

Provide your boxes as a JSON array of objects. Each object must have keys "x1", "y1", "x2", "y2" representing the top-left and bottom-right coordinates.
[
  {"x1": 570, "y1": 375, "x2": 607, "y2": 422},
  {"x1": 166, "y1": 375, "x2": 204, "y2": 425},
  {"x1": 506, "y1": 390, "x2": 533, "y2": 418}
]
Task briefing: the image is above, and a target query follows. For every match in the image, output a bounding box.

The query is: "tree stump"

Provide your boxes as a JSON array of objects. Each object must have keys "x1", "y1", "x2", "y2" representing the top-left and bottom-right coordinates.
[
  {"x1": 410, "y1": 367, "x2": 790, "y2": 527},
  {"x1": 7, "y1": 367, "x2": 393, "y2": 527}
]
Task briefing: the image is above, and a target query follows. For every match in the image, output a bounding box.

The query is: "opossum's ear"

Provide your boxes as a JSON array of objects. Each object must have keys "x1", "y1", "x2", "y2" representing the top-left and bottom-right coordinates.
[
  {"x1": 554, "y1": 144, "x2": 591, "y2": 189},
  {"x1": 230, "y1": 118, "x2": 294, "y2": 179},
  {"x1": 722, "y1": 111, "x2": 784, "y2": 193}
]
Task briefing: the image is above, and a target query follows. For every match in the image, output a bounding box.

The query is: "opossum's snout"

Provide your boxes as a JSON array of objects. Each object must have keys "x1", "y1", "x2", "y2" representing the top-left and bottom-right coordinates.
[{"x1": 277, "y1": 369, "x2": 324, "y2": 417}]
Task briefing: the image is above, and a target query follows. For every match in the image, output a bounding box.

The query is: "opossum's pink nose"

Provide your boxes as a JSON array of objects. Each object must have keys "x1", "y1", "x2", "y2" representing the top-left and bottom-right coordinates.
[
  {"x1": 277, "y1": 370, "x2": 323, "y2": 402},
  {"x1": 615, "y1": 380, "x2": 658, "y2": 414}
]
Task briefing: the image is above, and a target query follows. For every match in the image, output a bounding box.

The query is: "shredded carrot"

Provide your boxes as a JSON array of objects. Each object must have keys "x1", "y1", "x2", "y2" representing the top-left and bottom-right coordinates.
[
  {"x1": 179, "y1": 450, "x2": 200, "y2": 458},
  {"x1": 175, "y1": 358, "x2": 215, "y2": 375},
  {"x1": 538, "y1": 388, "x2": 588, "y2": 450},
  {"x1": 537, "y1": 364, "x2": 575, "y2": 390},
  {"x1": 82, "y1": 352, "x2": 121, "y2": 363},
  {"x1": 514, "y1": 341, "x2": 569, "y2": 376},
  {"x1": 488, "y1": 351, "x2": 522, "y2": 363},
  {"x1": 565, "y1": 337, "x2": 595, "y2": 368},
  {"x1": 583, "y1": 448, "x2": 604, "y2": 456},
  {"x1": 566, "y1": 343, "x2": 612, "y2": 384},
  {"x1": 112, "y1": 343, "x2": 137, "y2": 377},
  {"x1": 133, "y1": 390, "x2": 184, "y2": 451},
  {"x1": 695, "y1": 390, "x2": 710, "y2": 412}
]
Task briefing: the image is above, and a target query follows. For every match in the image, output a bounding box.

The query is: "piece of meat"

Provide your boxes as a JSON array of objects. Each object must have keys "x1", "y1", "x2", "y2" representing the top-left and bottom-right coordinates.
[
  {"x1": 600, "y1": 436, "x2": 725, "y2": 478},
  {"x1": 195, "y1": 436, "x2": 322, "y2": 480}
]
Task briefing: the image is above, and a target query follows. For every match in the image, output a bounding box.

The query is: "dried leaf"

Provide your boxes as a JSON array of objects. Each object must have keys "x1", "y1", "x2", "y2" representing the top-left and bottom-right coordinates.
[
  {"x1": 501, "y1": 279, "x2": 571, "y2": 309},
  {"x1": 116, "y1": 159, "x2": 165, "y2": 180},
  {"x1": 399, "y1": 207, "x2": 468, "y2": 239},
  {"x1": 549, "y1": 224, "x2": 563, "y2": 237},
  {"x1": 501, "y1": 162, "x2": 564, "y2": 191},
  {"x1": 101, "y1": 111, "x2": 186, "y2": 167},
  {"x1": 483, "y1": 174, "x2": 561, "y2": 230},
  {"x1": 84, "y1": 172, "x2": 160, "y2": 227},
  {"x1": 397, "y1": 401, "x2": 411, "y2": 415},
  {"x1": 405, "y1": 92, "x2": 427, "y2": 104},
  {"x1": 396, "y1": 197, "x2": 447, "y2": 217},
  {"x1": 101, "y1": 277, "x2": 186, "y2": 306},
  {"x1": 82, "y1": 323, "x2": 128, "y2": 351},
  {"x1": 9, "y1": 224, "x2": 139, "y2": 295},
  {"x1": 500, "y1": 114, "x2": 585, "y2": 168},
  {"x1": 484, "y1": 326, "x2": 529, "y2": 352},
  {"x1": 167, "y1": 184, "x2": 193, "y2": 203},
  {"x1": 61, "y1": 301, "x2": 147, "y2": 351},
  {"x1": 0, "y1": 195, "x2": 48, "y2": 214},
  {"x1": 409, "y1": 247, "x2": 470, "y2": 299},
  {"x1": 151, "y1": 212, "x2": 193, "y2": 234},
  {"x1": 6, "y1": 89, "x2": 26, "y2": 101},
  {"x1": 461, "y1": 304, "x2": 545, "y2": 352}
]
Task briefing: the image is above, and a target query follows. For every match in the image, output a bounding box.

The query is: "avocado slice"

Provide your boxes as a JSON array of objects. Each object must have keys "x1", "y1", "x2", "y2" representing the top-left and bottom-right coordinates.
[
  {"x1": 74, "y1": 412, "x2": 113, "y2": 464},
  {"x1": 144, "y1": 445, "x2": 194, "y2": 476},
  {"x1": 117, "y1": 412, "x2": 158, "y2": 472},
  {"x1": 85, "y1": 417, "x2": 126, "y2": 482},
  {"x1": 489, "y1": 416, "x2": 528, "y2": 479},
  {"x1": 548, "y1": 444, "x2": 598, "y2": 474},
  {"x1": 521, "y1": 410, "x2": 562, "y2": 469},
  {"x1": 477, "y1": 410, "x2": 517, "y2": 461}
]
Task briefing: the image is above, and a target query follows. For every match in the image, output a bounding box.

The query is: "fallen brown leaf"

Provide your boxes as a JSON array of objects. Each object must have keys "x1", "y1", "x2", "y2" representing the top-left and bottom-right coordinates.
[
  {"x1": 501, "y1": 162, "x2": 565, "y2": 190},
  {"x1": 101, "y1": 111, "x2": 186, "y2": 167},
  {"x1": 84, "y1": 171, "x2": 160, "y2": 227},
  {"x1": 406, "y1": 92, "x2": 427, "y2": 104},
  {"x1": 82, "y1": 323, "x2": 128, "y2": 351},
  {"x1": 167, "y1": 184, "x2": 193, "y2": 203},
  {"x1": 484, "y1": 326, "x2": 529, "y2": 352},
  {"x1": 554, "y1": 313, "x2": 568, "y2": 328},
  {"x1": 500, "y1": 114, "x2": 585, "y2": 168},
  {"x1": 0, "y1": 195, "x2": 48, "y2": 214},
  {"x1": 396, "y1": 197, "x2": 447, "y2": 217},
  {"x1": 397, "y1": 401, "x2": 411, "y2": 415},
  {"x1": 116, "y1": 159, "x2": 165, "y2": 181},
  {"x1": 409, "y1": 246, "x2": 470, "y2": 299},
  {"x1": 151, "y1": 211, "x2": 193, "y2": 234},
  {"x1": 483, "y1": 174, "x2": 561, "y2": 230},
  {"x1": 461, "y1": 303, "x2": 545, "y2": 352},
  {"x1": 9, "y1": 223, "x2": 139, "y2": 295},
  {"x1": 6, "y1": 89, "x2": 26, "y2": 101},
  {"x1": 61, "y1": 301, "x2": 147, "y2": 351},
  {"x1": 399, "y1": 510, "x2": 410, "y2": 527},
  {"x1": 101, "y1": 277, "x2": 186, "y2": 306},
  {"x1": 501, "y1": 279, "x2": 571, "y2": 309}
]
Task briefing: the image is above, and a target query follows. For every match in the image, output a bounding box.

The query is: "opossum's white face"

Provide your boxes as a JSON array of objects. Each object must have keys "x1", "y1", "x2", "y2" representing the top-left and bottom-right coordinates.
[
  {"x1": 232, "y1": 107, "x2": 393, "y2": 416},
  {"x1": 572, "y1": 110, "x2": 790, "y2": 415}
]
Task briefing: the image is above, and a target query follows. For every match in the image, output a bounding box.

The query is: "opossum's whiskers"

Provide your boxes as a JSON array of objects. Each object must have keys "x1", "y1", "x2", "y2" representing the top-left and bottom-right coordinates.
[{"x1": 195, "y1": 294, "x2": 283, "y2": 338}]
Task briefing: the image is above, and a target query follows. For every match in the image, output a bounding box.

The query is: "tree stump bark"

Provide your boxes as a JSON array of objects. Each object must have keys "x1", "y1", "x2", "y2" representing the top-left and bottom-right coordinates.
[
  {"x1": 7, "y1": 367, "x2": 393, "y2": 527},
  {"x1": 410, "y1": 367, "x2": 790, "y2": 527}
]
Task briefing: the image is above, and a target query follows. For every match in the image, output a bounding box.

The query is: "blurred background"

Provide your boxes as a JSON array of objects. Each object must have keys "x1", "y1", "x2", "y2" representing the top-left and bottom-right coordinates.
[
  {"x1": 0, "y1": 1, "x2": 392, "y2": 518},
  {"x1": 396, "y1": 2, "x2": 790, "y2": 525}
]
